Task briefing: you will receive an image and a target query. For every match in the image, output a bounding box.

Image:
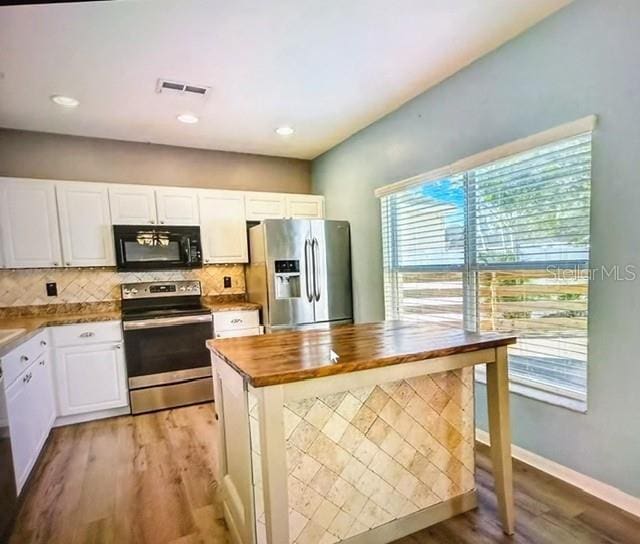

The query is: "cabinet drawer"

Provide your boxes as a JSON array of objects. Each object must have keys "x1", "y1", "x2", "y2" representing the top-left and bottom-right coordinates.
[
  {"x1": 214, "y1": 327, "x2": 263, "y2": 339},
  {"x1": 51, "y1": 321, "x2": 122, "y2": 347},
  {"x1": 2, "y1": 330, "x2": 48, "y2": 387},
  {"x1": 213, "y1": 311, "x2": 259, "y2": 332}
]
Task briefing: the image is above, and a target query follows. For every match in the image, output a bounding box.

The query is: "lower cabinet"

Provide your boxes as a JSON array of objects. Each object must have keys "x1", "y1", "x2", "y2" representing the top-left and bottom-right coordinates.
[
  {"x1": 6, "y1": 352, "x2": 56, "y2": 493},
  {"x1": 54, "y1": 343, "x2": 128, "y2": 416}
]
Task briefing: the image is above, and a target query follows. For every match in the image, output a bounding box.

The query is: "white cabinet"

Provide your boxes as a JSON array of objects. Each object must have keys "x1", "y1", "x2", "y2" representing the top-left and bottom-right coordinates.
[
  {"x1": 212, "y1": 310, "x2": 262, "y2": 339},
  {"x1": 286, "y1": 194, "x2": 325, "y2": 219},
  {"x1": 156, "y1": 187, "x2": 200, "y2": 225},
  {"x1": 108, "y1": 185, "x2": 157, "y2": 225},
  {"x1": 56, "y1": 181, "x2": 115, "y2": 267},
  {"x1": 55, "y1": 343, "x2": 127, "y2": 416},
  {"x1": 245, "y1": 192, "x2": 287, "y2": 221},
  {"x1": 199, "y1": 190, "x2": 248, "y2": 263},
  {"x1": 245, "y1": 192, "x2": 325, "y2": 220},
  {"x1": 0, "y1": 177, "x2": 62, "y2": 268},
  {"x1": 6, "y1": 372, "x2": 39, "y2": 492},
  {"x1": 109, "y1": 185, "x2": 199, "y2": 226},
  {"x1": 5, "y1": 350, "x2": 56, "y2": 494}
]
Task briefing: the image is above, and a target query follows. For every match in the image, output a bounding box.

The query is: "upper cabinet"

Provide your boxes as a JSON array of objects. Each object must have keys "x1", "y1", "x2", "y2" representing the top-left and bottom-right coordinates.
[
  {"x1": 56, "y1": 182, "x2": 115, "y2": 267},
  {"x1": 245, "y1": 192, "x2": 325, "y2": 220},
  {"x1": 245, "y1": 192, "x2": 287, "y2": 221},
  {"x1": 199, "y1": 190, "x2": 248, "y2": 264},
  {"x1": 108, "y1": 185, "x2": 157, "y2": 225},
  {"x1": 286, "y1": 195, "x2": 325, "y2": 219},
  {"x1": 155, "y1": 187, "x2": 200, "y2": 226},
  {"x1": 0, "y1": 178, "x2": 63, "y2": 268},
  {"x1": 108, "y1": 185, "x2": 199, "y2": 226}
]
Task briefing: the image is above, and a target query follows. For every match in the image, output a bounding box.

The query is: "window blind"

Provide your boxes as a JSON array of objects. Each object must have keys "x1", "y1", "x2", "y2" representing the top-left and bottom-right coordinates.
[{"x1": 380, "y1": 132, "x2": 592, "y2": 403}]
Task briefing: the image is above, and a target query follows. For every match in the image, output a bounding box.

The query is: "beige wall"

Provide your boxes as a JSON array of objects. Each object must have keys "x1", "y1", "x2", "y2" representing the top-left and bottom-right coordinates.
[{"x1": 0, "y1": 129, "x2": 311, "y2": 193}]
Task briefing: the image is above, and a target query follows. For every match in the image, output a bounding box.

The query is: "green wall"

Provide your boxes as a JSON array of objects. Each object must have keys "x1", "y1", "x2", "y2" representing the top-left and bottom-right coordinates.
[{"x1": 312, "y1": 0, "x2": 640, "y2": 497}]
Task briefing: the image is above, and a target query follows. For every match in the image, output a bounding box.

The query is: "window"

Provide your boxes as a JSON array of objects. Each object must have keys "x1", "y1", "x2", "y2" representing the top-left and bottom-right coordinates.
[{"x1": 379, "y1": 129, "x2": 592, "y2": 408}]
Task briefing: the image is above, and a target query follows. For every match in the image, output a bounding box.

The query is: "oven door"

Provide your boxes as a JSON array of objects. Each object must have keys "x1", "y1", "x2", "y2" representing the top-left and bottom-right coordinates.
[
  {"x1": 114, "y1": 225, "x2": 202, "y2": 271},
  {"x1": 122, "y1": 314, "x2": 213, "y2": 388}
]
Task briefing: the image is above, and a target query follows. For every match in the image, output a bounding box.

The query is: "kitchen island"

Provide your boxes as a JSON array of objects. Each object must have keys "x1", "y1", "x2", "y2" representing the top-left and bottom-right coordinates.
[{"x1": 207, "y1": 321, "x2": 516, "y2": 544}]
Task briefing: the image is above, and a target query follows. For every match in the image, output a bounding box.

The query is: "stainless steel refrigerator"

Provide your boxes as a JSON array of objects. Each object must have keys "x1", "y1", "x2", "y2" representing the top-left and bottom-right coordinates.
[{"x1": 247, "y1": 219, "x2": 353, "y2": 331}]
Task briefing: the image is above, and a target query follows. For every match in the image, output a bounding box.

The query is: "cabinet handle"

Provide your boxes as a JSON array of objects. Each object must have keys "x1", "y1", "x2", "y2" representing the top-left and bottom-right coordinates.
[
  {"x1": 79, "y1": 332, "x2": 95, "y2": 338},
  {"x1": 149, "y1": 220, "x2": 154, "y2": 224},
  {"x1": 160, "y1": 220, "x2": 165, "y2": 224},
  {"x1": 53, "y1": 262, "x2": 59, "y2": 267},
  {"x1": 20, "y1": 355, "x2": 29, "y2": 363},
  {"x1": 23, "y1": 374, "x2": 28, "y2": 383},
  {"x1": 40, "y1": 340, "x2": 47, "y2": 347},
  {"x1": 39, "y1": 360, "x2": 45, "y2": 366},
  {"x1": 66, "y1": 262, "x2": 71, "y2": 266},
  {"x1": 114, "y1": 344, "x2": 122, "y2": 349},
  {"x1": 230, "y1": 318, "x2": 243, "y2": 324}
]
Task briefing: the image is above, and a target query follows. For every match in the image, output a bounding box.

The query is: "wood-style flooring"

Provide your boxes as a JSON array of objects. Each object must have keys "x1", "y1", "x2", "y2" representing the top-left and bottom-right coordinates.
[{"x1": 9, "y1": 403, "x2": 640, "y2": 544}]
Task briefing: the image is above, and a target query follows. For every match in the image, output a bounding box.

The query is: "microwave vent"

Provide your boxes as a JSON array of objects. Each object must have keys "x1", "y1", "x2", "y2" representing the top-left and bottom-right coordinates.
[{"x1": 156, "y1": 79, "x2": 210, "y2": 96}]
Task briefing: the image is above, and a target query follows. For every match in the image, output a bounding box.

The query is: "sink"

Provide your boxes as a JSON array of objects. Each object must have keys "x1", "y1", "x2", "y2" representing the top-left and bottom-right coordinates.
[{"x1": 0, "y1": 329, "x2": 26, "y2": 346}]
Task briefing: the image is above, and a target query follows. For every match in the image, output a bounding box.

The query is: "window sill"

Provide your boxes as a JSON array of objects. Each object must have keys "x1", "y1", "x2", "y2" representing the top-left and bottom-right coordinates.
[{"x1": 475, "y1": 367, "x2": 587, "y2": 414}]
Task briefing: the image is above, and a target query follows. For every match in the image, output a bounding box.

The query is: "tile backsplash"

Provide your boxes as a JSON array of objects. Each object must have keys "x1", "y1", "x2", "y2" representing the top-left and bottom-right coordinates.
[{"x1": 0, "y1": 265, "x2": 246, "y2": 307}]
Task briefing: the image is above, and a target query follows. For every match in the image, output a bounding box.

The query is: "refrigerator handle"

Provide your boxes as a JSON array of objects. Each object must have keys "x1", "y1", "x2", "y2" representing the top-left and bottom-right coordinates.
[
  {"x1": 304, "y1": 239, "x2": 313, "y2": 302},
  {"x1": 312, "y1": 237, "x2": 320, "y2": 302}
]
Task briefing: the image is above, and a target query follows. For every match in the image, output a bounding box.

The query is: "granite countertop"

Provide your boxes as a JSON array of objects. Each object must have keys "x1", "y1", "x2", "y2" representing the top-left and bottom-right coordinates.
[
  {"x1": 203, "y1": 300, "x2": 261, "y2": 312},
  {"x1": 0, "y1": 310, "x2": 121, "y2": 357},
  {"x1": 0, "y1": 297, "x2": 261, "y2": 357},
  {"x1": 207, "y1": 321, "x2": 517, "y2": 387}
]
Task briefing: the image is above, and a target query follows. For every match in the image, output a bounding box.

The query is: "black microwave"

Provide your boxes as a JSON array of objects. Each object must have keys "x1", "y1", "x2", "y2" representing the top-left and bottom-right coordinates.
[{"x1": 113, "y1": 225, "x2": 202, "y2": 271}]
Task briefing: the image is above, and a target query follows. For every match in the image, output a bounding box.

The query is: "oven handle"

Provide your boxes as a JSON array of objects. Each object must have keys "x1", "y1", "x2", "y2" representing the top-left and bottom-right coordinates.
[{"x1": 122, "y1": 313, "x2": 212, "y2": 330}]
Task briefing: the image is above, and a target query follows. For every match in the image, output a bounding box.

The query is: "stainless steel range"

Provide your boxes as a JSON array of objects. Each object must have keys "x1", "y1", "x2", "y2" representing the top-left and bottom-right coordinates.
[{"x1": 121, "y1": 280, "x2": 214, "y2": 414}]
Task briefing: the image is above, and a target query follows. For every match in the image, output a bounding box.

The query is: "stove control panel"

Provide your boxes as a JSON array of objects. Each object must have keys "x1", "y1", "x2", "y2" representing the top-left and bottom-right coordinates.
[{"x1": 121, "y1": 281, "x2": 202, "y2": 299}]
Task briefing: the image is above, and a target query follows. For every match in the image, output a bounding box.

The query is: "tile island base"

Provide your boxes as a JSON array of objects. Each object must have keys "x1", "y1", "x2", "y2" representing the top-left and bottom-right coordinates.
[{"x1": 207, "y1": 322, "x2": 516, "y2": 543}]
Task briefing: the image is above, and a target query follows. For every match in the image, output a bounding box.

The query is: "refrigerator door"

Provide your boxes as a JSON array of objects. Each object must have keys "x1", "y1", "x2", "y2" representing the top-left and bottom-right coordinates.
[
  {"x1": 310, "y1": 220, "x2": 353, "y2": 323},
  {"x1": 264, "y1": 220, "x2": 316, "y2": 327}
]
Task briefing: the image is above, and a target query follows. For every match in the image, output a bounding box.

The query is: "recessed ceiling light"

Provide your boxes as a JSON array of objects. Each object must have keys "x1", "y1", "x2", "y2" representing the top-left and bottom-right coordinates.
[
  {"x1": 51, "y1": 95, "x2": 79, "y2": 107},
  {"x1": 177, "y1": 113, "x2": 199, "y2": 124},
  {"x1": 275, "y1": 126, "x2": 294, "y2": 136}
]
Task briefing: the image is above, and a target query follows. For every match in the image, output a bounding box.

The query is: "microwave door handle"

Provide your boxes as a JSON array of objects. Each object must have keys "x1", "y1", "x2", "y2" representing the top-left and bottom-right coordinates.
[{"x1": 304, "y1": 239, "x2": 313, "y2": 302}]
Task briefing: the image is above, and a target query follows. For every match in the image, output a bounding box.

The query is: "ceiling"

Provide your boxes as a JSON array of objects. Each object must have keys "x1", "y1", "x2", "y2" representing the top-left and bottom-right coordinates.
[{"x1": 0, "y1": 0, "x2": 570, "y2": 159}]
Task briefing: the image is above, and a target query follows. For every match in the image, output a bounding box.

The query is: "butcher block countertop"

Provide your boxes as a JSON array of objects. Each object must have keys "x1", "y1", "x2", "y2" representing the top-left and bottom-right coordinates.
[{"x1": 207, "y1": 321, "x2": 516, "y2": 387}]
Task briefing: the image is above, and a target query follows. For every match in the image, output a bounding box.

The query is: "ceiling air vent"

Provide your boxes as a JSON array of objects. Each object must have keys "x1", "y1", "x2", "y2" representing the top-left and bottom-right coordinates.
[{"x1": 156, "y1": 79, "x2": 211, "y2": 96}]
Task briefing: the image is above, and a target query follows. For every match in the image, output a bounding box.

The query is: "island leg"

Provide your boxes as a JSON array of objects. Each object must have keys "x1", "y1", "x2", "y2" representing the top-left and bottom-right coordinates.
[{"x1": 486, "y1": 345, "x2": 515, "y2": 535}]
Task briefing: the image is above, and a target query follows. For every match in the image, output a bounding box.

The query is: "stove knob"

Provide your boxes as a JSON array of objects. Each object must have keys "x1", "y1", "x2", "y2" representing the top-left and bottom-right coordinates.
[
  {"x1": 186, "y1": 286, "x2": 192, "y2": 292},
  {"x1": 123, "y1": 288, "x2": 131, "y2": 295},
  {"x1": 180, "y1": 286, "x2": 186, "y2": 292},
  {"x1": 130, "y1": 288, "x2": 138, "y2": 295}
]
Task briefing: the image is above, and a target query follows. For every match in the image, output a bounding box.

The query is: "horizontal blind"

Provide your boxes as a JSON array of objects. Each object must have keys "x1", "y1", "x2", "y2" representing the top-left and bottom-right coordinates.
[
  {"x1": 469, "y1": 134, "x2": 591, "y2": 267},
  {"x1": 380, "y1": 132, "x2": 592, "y2": 402},
  {"x1": 381, "y1": 176, "x2": 465, "y2": 327}
]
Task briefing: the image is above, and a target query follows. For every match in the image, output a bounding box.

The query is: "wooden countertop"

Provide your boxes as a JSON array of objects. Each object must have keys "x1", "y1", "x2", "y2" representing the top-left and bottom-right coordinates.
[{"x1": 207, "y1": 321, "x2": 516, "y2": 387}]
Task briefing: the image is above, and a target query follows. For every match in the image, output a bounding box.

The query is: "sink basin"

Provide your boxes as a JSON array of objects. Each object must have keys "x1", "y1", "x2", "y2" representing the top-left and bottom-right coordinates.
[{"x1": 0, "y1": 328, "x2": 26, "y2": 345}]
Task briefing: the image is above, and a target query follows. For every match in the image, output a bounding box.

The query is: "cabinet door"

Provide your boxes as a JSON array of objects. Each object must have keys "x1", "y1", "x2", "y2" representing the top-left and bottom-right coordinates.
[
  {"x1": 108, "y1": 185, "x2": 157, "y2": 225},
  {"x1": 199, "y1": 190, "x2": 248, "y2": 263},
  {"x1": 56, "y1": 182, "x2": 115, "y2": 267},
  {"x1": 55, "y1": 343, "x2": 128, "y2": 416},
  {"x1": 244, "y1": 192, "x2": 287, "y2": 221},
  {"x1": 155, "y1": 187, "x2": 200, "y2": 226},
  {"x1": 31, "y1": 354, "x2": 56, "y2": 448},
  {"x1": 6, "y1": 373, "x2": 39, "y2": 493},
  {"x1": 0, "y1": 178, "x2": 62, "y2": 268},
  {"x1": 286, "y1": 195, "x2": 325, "y2": 219}
]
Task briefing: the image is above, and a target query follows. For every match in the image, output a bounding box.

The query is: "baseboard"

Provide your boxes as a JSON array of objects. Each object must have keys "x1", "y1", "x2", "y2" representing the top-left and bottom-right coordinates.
[
  {"x1": 475, "y1": 428, "x2": 640, "y2": 519},
  {"x1": 53, "y1": 406, "x2": 131, "y2": 427}
]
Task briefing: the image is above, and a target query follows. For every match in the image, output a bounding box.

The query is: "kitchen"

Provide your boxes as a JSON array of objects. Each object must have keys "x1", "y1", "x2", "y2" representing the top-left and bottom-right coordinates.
[{"x1": 2, "y1": 1, "x2": 640, "y2": 543}]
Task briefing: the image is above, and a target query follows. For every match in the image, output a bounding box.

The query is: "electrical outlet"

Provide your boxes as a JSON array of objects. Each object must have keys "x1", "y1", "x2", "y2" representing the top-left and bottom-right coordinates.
[
  {"x1": 46, "y1": 282, "x2": 58, "y2": 297},
  {"x1": 223, "y1": 276, "x2": 232, "y2": 288}
]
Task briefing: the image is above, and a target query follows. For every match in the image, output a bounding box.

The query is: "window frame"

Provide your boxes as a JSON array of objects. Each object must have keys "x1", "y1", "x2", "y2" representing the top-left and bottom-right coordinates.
[{"x1": 378, "y1": 118, "x2": 595, "y2": 411}]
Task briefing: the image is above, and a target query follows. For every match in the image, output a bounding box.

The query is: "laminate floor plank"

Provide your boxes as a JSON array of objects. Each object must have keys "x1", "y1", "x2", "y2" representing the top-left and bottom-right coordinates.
[{"x1": 9, "y1": 404, "x2": 640, "y2": 544}]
